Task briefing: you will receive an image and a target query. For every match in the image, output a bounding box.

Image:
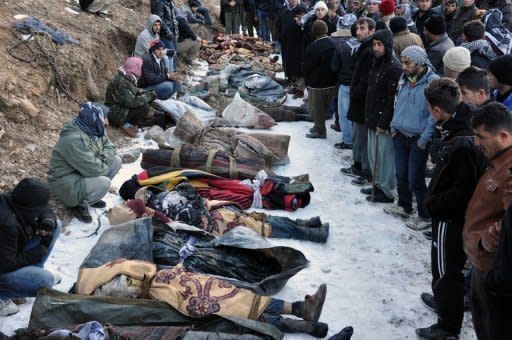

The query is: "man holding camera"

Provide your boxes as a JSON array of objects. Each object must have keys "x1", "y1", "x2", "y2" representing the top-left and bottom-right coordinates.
[
  {"x1": 0, "y1": 178, "x2": 61, "y2": 316},
  {"x1": 139, "y1": 40, "x2": 182, "y2": 100}
]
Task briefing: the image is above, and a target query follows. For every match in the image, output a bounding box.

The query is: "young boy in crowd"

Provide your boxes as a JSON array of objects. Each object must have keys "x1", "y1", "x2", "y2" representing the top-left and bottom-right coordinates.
[
  {"x1": 456, "y1": 66, "x2": 493, "y2": 107},
  {"x1": 417, "y1": 78, "x2": 487, "y2": 340}
]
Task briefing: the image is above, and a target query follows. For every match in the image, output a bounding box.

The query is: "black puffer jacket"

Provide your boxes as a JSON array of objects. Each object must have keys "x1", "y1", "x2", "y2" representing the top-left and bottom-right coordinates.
[
  {"x1": 303, "y1": 36, "x2": 338, "y2": 88},
  {"x1": 0, "y1": 193, "x2": 56, "y2": 274},
  {"x1": 347, "y1": 38, "x2": 373, "y2": 124},
  {"x1": 424, "y1": 102, "x2": 487, "y2": 224},
  {"x1": 364, "y1": 29, "x2": 402, "y2": 131},
  {"x1": 448, "y1": 4, "x2": 477, "y2": 43}
]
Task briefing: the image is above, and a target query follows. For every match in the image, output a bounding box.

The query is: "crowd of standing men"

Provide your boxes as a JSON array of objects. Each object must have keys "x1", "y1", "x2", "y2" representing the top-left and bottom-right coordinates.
[{"x1": 239, "y1": 0, "x2": 512, "y2": 339}]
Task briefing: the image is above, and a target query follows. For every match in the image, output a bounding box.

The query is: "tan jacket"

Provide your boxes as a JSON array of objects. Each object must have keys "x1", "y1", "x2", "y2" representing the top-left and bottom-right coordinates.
[
  {"x1": 463, "y1": 147, "x2": 512, "y2": 271},
  {"x1": 392, "y1": 29, "x2": 424, "y2": 58}
]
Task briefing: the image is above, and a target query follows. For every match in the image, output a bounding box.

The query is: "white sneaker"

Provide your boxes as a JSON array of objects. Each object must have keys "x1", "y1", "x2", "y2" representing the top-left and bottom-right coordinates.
[
  {"x1": 383, "y1": 204, "x2": 413, "y2": 219},
  {"x1": 405, "y1": 216, "x2": 432, "y2": 231},
  {"x1": 0, "y1": 298, "x2": 20, "y2": 316}
]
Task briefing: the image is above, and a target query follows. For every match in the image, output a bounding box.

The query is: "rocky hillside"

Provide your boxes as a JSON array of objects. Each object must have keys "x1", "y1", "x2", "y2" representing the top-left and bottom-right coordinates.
[{"x1": 0, "y1": 0, "x2": 219, "y2": 192}]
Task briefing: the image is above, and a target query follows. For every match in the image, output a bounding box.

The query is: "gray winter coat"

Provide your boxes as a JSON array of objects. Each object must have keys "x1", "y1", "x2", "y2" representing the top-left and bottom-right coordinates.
[
  {"x1": 427, "y1": 33, "x2": 454, "y2": 75},
  {"x1": 134, "y1": 14, "x2": 162, "y2": 58}
]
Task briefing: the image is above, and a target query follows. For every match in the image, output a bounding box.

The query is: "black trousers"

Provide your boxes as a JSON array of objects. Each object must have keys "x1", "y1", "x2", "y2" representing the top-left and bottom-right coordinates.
[
  {"x1": 471, "y1": 269, "x2": 512, "y2": 340},
  {"x1": 431, "y1": 220, "x2": 466, "y2": 333},
  {"x1": 126, "y1": 103, "x2": 149, "y2": 126}
]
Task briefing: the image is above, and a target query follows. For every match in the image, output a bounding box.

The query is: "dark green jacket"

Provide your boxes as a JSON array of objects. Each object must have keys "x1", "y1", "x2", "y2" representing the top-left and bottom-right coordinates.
[{"x1": 105, "y1": 73, "x2": 155, "y2": 127}]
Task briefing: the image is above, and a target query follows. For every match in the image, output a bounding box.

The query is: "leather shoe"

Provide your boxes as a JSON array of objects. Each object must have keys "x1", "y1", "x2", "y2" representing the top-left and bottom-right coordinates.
[
  {"x1": 360, "y1": 187, "x2": 373, "y2": 195},
  {"x1": 71, "y1": 202, "x2": 92, "y2": 223},
  {"x1": 334, "y1": 142, "x2": 353, "y2": 150},
  {"x1": 330, "y1": 123, "x2": 341, "y2": 132},
  {"x1": 303, "y1": 284, "x2": 327, "y2": 322},
  {"x1": 306, "y1": 131, "x2": 326, "y2": 139},
  {"x1": 90, "y1": 200, "x2": 106, "y2": 208},
  {"x1": 366, "y1": 190, "x2": 394, "y2": 203},
  {"x1": 121, "y1": 126, "x2": 138, "y2": 138}
]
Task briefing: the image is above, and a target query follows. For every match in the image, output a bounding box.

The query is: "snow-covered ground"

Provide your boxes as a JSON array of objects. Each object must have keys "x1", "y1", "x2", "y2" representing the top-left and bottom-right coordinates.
[{"x1": 0, "y1": 116, "x2": 477, "y2": 339}]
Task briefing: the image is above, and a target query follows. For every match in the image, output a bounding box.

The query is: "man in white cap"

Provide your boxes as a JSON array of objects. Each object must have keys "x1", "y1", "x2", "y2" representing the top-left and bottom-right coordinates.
[{"x1": 443, "y1": 46, "x2": 471, "y2": 79}]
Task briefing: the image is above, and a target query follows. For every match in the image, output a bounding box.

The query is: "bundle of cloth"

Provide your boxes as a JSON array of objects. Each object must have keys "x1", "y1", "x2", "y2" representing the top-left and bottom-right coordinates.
[
  {"x1": 217, "y1": 93, "x2": 277, "y2": 129},
  {"x1": 72, "y1": 218, "x2": 307, "y2": 296},
  {"x1": 108, "y1": 183, "x2": 328, "y2": 242},
  {"x1": 120, "y1": 169, "x2": 314, "y2": 211},
  {"x1": 168, "y1": 111, "x2": 291, "y2": 166},
  {"x1": 152, "y1": 95, "x2": 218, "y2": 125},
  {"x1": 200, "y1": 34, "x2": 278, "y2": 68},
  {"x1": 140, "y1": 143, "x2": 306, "y2": 181},
  {"x1": 238, "y1": 74, "x2": 287, "y2": 108}
]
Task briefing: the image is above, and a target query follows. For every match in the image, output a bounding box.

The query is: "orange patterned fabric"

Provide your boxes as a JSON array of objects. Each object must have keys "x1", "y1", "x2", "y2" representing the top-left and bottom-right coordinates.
[{"x1": 149, "y1": 263, "x2": 271, "y2": 319}]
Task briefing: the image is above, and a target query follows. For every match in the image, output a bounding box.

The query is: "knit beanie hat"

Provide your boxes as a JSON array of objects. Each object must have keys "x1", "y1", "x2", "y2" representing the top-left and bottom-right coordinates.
[
  {"x1": 424, "y1": 14, "x2": 446, "y2": 35},
  {"x1": 379, "y1": 0, "x2": 395, "y2": 16},
  {"x1": 389, "y1": 16, "x2": 407, "y2": 33},
  {"x1": 149, "y1": 39, "x2": 166, "y2": 52},
  {"x1": 490, "y1": 55, "x2": 512, "y2": 86},
  {"x1": 312, "y1": 19, "x2": 329, "y2": 37},
  {"x1": 12, "y1": 178, "x2": 50, "y2": 208},
  {"x1": 443, "y1": 46, "x2": 471, "y2": 72},
  {"x1": 314, "y1": 1, "x2": 328, "y2": 11},
  {"x1": 10, "y1": 178, "x2": 51, "y2": 225}
]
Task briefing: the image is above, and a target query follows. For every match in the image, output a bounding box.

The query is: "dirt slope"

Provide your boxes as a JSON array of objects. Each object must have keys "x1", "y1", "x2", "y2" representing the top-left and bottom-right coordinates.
[{"x1": 0, "y1": 0, "x2": 152, "y2": 190}]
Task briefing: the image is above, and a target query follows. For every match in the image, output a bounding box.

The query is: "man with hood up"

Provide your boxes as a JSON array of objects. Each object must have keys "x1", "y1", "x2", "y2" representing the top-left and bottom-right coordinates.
[
  {"x1": 0, "y1": 178, "x2": 61, "y2": 316},
  {"x1": 134, "y1": 14, "x2": 174, "y2": 72},
  {"x1": 135, "y1": 14, "x2": 164, "y2": 58},
  {"x1": 361, "y1": 29, "x2": 402, "y2": 203}
]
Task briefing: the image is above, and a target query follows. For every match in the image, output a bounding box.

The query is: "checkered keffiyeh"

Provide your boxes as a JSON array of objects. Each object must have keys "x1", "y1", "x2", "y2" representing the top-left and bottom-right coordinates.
[{"x1": 400, "y1": 45, "x2": 433, "y2": 69}]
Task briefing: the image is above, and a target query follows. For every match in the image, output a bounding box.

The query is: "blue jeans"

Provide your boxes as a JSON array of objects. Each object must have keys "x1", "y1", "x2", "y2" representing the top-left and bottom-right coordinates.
[
  {"x1": 196, "y1": 7, "x2": 212, "y2": 25},
  {"x1": 256, "y1": 9, "x2": 271, "y2": 41},
  {"x1": 0, "y1": 222, "x2": 61, "y2": 299},
  {"x1": 267, "y1": 216, "x2": 306, "y2": 240},
  {"x1": 260, "y1": 298, "x2": 284, "y2": 327},
  {"x1": 393, "y1": 132, "x2": 429, "y2": 217},
  {"x1": 146, "y1": 81, "x2": 181, "y2": 100},
  {"x1": 338, "y1": 85, "x2": 352, "y2": 145},
  {"x1": 161, "y1": 37, "x2": 177, "y2": 71}
]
